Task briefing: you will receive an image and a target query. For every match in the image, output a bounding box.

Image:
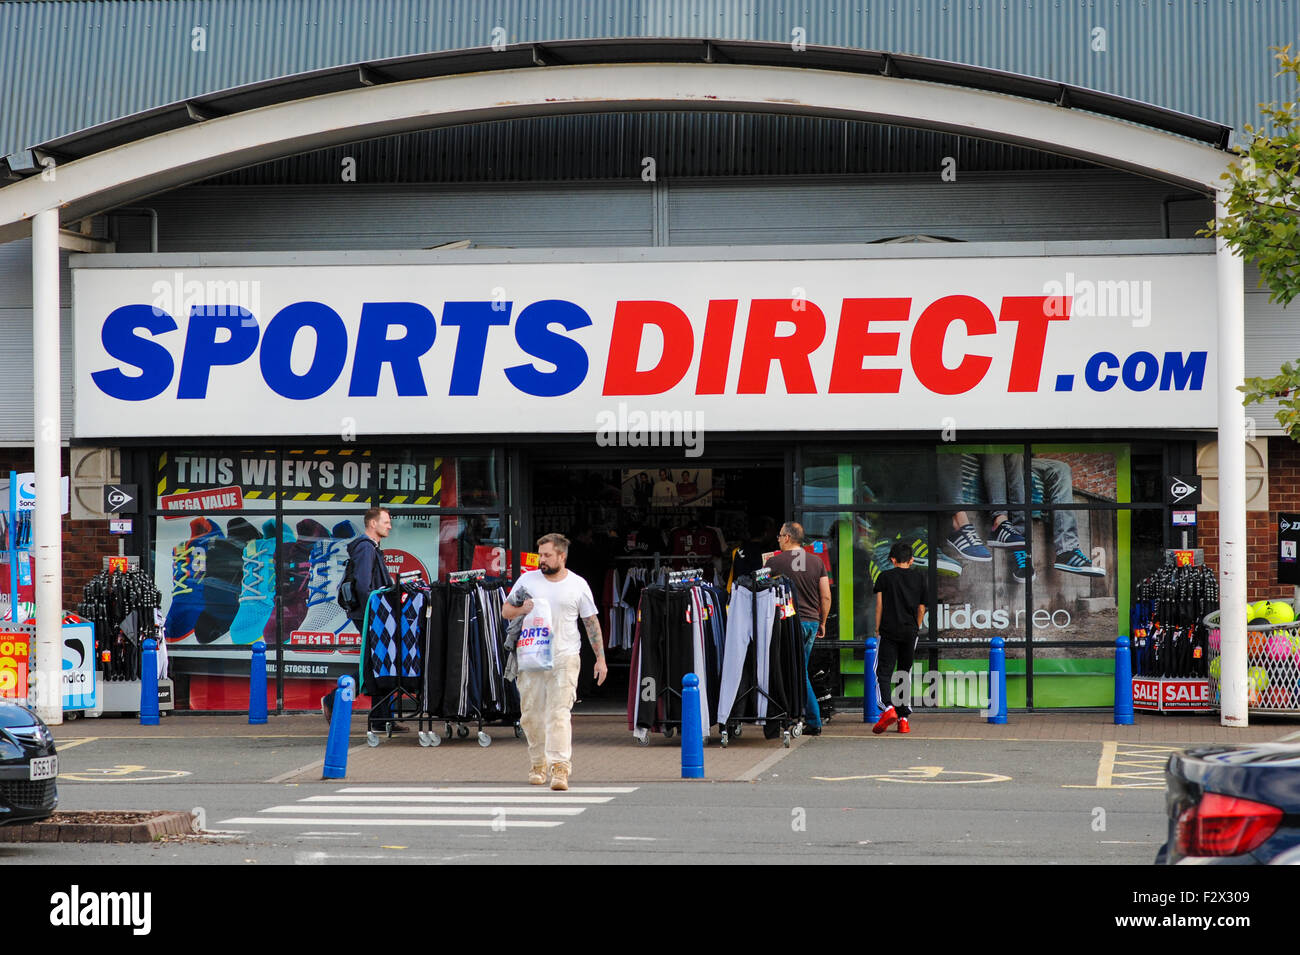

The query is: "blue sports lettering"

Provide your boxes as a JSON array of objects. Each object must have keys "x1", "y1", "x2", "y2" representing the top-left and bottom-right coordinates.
[
  {"x1": 92, "y1": 304, "x2": 178, "y2": 400},
  {"x1": 260, "y1": 301, "x2": 349, "y2": 399}
]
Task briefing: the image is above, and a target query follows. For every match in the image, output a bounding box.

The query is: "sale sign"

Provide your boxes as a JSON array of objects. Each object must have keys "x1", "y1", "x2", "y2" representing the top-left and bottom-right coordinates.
[
  {"x1": 472, "y1": 546, "x2": 539, "y2": 576},
  {"x1": 0, "y1": 631, "x2": 30, "y2": 699}
]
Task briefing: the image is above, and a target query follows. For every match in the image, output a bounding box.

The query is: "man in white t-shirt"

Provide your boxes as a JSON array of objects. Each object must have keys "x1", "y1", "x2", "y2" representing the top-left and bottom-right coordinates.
[{"x1": 502, "y1": 533, "x2": 606, "y2": 791}]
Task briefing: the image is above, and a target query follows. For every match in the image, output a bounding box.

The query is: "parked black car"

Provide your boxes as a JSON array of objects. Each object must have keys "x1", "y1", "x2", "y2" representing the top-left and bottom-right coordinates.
[
  {"x1": 0, "y1": 701, "x2": 58, "y2": 826},
  {"x1": 1157, "y1": 742, "x2": 1300, "y2": 864}
]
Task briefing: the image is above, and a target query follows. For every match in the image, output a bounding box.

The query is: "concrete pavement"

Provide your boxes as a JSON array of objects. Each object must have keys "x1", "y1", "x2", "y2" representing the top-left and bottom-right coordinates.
[{"x1": 47, "y1": 709, "x2": 1300, "y2": 785}]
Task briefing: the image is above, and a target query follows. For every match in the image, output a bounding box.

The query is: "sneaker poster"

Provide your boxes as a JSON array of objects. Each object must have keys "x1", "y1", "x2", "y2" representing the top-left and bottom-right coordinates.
[
  {"x1": 931, "y1": 445, "x2": 1126, "y2": 686},
  {"x1": 151, "y1": 449, "x2": 455, "y2": 683}
]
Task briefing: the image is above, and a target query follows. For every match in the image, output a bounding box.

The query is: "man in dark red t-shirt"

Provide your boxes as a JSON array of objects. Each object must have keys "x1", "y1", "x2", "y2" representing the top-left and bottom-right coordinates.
[{"x1": 764, "y1": 522, "x2": 831, "y2": 734}]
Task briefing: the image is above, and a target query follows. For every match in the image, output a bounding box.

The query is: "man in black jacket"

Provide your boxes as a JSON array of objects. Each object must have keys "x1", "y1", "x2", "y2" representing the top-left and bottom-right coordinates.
[{"x1": 323, "y1": 507, "x2": 393, "y2": 725}]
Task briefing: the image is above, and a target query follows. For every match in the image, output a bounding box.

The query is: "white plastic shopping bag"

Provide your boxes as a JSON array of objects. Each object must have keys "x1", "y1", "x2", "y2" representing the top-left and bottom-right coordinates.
[{"x1": 516, "y1": 596, "x2": 555, "y2": 672}]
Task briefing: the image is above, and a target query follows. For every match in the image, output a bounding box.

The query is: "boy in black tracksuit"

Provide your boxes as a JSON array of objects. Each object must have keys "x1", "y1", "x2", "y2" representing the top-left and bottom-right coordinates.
[{"x1": 872, "y1": 540, "x2": 928, "y2": 734}]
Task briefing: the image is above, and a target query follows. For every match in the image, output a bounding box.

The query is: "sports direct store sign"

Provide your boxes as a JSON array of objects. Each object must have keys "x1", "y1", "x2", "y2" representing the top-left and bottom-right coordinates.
[{"x1": 72, "y1": 254, "x2": 1217, "y2": 437}]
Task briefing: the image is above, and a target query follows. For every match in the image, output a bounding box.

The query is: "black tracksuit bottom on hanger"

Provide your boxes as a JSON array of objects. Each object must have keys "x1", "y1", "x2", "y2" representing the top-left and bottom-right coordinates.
[
  {"x1": 636, "y1": 587, "x2": 697, "y2": 730},
  {"x1": 876, "y1": 628, "x2": 919, "y2": 719}
]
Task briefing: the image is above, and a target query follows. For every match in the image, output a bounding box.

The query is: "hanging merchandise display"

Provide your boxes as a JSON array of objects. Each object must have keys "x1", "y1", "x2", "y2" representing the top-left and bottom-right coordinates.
[
  {"x1": 1130, "y1": 560, "x2": 1217, "y2": 713},
  {"x1": 77, "y1": 567, "x2": 163, "y2": 683},
  {"x1": 715, "y1": 569, "x2": 807, "y2": 746},
  {"x1": 628, "y1": 568, "x2": 727, "y2": 746},
  {"x1": 358, "y1": 569, "x2": 520, "y2": 747}
]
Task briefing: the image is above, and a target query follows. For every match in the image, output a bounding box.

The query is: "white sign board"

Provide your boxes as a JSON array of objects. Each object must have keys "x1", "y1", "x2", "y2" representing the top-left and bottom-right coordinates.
[
  {"x1": 72, "y1": 255, "x2": 1218, "y2": 437},
  {"x1": 0, "y1": 473, "x2": 70, "y2": 515}
]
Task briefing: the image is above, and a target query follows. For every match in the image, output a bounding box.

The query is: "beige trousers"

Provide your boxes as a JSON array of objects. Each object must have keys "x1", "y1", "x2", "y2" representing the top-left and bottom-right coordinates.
[{"x1": 517, "y1": 653, "x2": 581, "y2": 770}]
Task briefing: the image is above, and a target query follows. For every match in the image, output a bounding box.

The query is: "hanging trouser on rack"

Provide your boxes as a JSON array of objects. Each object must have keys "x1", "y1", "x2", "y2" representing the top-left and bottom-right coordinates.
[
  {"x1": 421, "y1": 583, "x2": 448, "y2": 717},
  {"x1": 634, "y1": 587, "x2": 697, "y2": 731},
  {"x1": 875, "y1": 629, "x2": 919, "y2": 719},
  {"x1": 716, "y1": 583, "x2": 777, "y2": 727},
  {"x1": 442, "y1": 588, "x2": 475, "y2": 719},
  {"x1": 686, "y1": 587, "x2": 713, "y2": 741}
]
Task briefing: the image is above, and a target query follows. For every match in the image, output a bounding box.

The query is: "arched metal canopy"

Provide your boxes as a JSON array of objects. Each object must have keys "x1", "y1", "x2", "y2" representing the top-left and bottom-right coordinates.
[{"x1": 0, "y1": 38, "x2": 1233, "y2": 244}]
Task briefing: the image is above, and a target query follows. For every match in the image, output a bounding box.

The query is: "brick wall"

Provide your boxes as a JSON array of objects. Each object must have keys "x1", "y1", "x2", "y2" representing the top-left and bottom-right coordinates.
[
  {"x1": 1051, "y1": 452, "x2": 1118, "y2": 502},
  {"x1": 0, "y1": 449, "x2": 120, "y2": 609},
  {"x1": 1199, "y1": 437, "x2": 1300, "y2": 603}
]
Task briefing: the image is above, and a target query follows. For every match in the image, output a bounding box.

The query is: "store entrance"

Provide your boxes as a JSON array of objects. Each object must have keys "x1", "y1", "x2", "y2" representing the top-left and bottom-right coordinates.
[{"x1": 524, "y1": 455, "x2": 786, "y2": 708}]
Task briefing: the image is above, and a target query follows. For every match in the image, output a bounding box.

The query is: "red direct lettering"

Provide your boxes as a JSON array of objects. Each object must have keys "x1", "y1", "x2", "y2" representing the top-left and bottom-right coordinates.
[
  {"x1": 909, "y1": 295, "x2": 995, "y2": 395},
  {"x1": 695, "y1": 300, "x2": 737, "y2": 395},
  {"x1": 602, "y1": 301, "x2": 694, "y2": 395},
  {"x1": 999, "y1": 296, "x2": 1070, "y2": 392},
  {"x1": 828, "y1": 298, "x2": 910, "y2": 393},
  {"x1": 736, "y1": 299, "x2": 825, "y2": 394}
]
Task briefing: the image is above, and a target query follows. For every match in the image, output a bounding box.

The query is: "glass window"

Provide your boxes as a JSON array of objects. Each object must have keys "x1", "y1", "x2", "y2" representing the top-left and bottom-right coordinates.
[
  {"x1": 802, "y1": 448, "x2": 935, "y2": 507},
  {"x1": 155, "y1": 512, "x2": 291, "y2": 662},
  {"x1": 154, "y1": 448, "x2": 499, "y2": 512},
  {"x1": 799, "y1": 510, "x2": 936, "y2": 704},
  {"x1": 376, "y1": 451, "x2": 497, "y2": 508},
  {"x1": 1030, "y1": 445, "x2": 1121, "y2": 505}
]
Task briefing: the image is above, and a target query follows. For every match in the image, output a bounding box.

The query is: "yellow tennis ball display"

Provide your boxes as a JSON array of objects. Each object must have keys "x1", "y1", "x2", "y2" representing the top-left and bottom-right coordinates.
[{"x1": 1209, "y1": 657, "x2": 1222, "y2": 680}]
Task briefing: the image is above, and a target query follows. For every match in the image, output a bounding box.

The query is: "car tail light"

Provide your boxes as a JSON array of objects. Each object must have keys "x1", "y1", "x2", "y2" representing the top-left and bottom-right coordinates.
[{"x1": 1176, "y1": 791, "x2": 1283, "y2": 857}]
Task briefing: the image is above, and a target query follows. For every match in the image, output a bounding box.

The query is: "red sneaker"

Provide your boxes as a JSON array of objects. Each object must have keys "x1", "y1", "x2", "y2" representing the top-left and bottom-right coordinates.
[
  {"x1": 872, "y1": 706, "x2": 898, "y2": 735},
  {"x1": 897, "y1": 718, "x2": 910, "y2": 734}
]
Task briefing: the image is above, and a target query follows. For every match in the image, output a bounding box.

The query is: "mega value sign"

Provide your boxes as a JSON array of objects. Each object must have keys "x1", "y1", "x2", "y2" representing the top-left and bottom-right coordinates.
[{"x1": 72, "y1": 255, "x2": 1217, "y2": 437}]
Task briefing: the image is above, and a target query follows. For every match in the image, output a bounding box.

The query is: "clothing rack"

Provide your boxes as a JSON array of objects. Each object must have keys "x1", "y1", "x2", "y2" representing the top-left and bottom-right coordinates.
[
  {"x1": 718, "y1": 571, "x2": 804, "y2": 748},
  {"x1": 629, "y1": 567, "x2": 722, "y2": 745},
  {"x1": 358, "y1": 571, "x2": 520, "y2": 748},
  {"x1": 360, "y1": 581, "x2": 425, "y2": 745}
]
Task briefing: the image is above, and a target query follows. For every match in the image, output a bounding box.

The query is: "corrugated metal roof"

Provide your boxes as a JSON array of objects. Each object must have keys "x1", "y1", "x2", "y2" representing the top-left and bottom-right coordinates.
[
  {"x1": 2, "y1": 1, "x2": 1294, "y2": 160},
  {"x1": 199, "y1": 113, "x2": 1095, "y2": 185}
]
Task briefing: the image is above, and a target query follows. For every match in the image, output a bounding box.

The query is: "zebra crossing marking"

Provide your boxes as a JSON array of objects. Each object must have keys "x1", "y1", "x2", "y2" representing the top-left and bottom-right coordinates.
[{"x1": 219, "y1": 784, "x2": 638, "y2": 831}]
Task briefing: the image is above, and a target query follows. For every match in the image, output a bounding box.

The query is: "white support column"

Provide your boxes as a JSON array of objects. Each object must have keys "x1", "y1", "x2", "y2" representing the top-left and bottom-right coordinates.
[
  {"x1": 32, "y1": 208, "x2": 62, "y2": 724},
  {"x1": 1215, "y1": 191, "x2": 1248, "y2": 727}
]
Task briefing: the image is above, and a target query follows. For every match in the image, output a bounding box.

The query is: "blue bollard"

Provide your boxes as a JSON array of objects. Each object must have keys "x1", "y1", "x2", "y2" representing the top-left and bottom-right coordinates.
[
  {"x1": 249, "y1": 640, "x2": 268, "y2": 725},
  {"x1": 323, "y1": 676, "x2": 355, "y2": 779},
  {"x1": 986, "y1": 637, "x2": 1008, "y2": 724},
  {"x1": 863, "y1": 637, "x2": 880, "y2": 723},
  {"x1": 139, "y1": 638, "x2": 160, "y2": 726},
  {"x1": 681, "y1": 673, "x2": 704, "y2": 779},
  {"x1": 1114, "y1": 635, "x2": 1135, "y2": 725}
]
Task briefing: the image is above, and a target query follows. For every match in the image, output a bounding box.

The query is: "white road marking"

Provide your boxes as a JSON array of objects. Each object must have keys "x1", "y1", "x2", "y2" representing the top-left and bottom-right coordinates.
[
  {"x1": 614, "y1": 836, "x2": 656, "y2": 841},
  {"x1": 223, "y1": 817, "x2": 563, "y2": 828},
  {"x1": 222, "y1": 784, "x2": 638, "y2": 834},
  {"x1": 302, "y1": 794, "x2": 614, "y2": 804},
  {"x1": 266, "y1": 804, "x2": 585, "y2": 816},
  {"x1": 336, "y1": 786, "x2": 637, "y2": 794}
]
